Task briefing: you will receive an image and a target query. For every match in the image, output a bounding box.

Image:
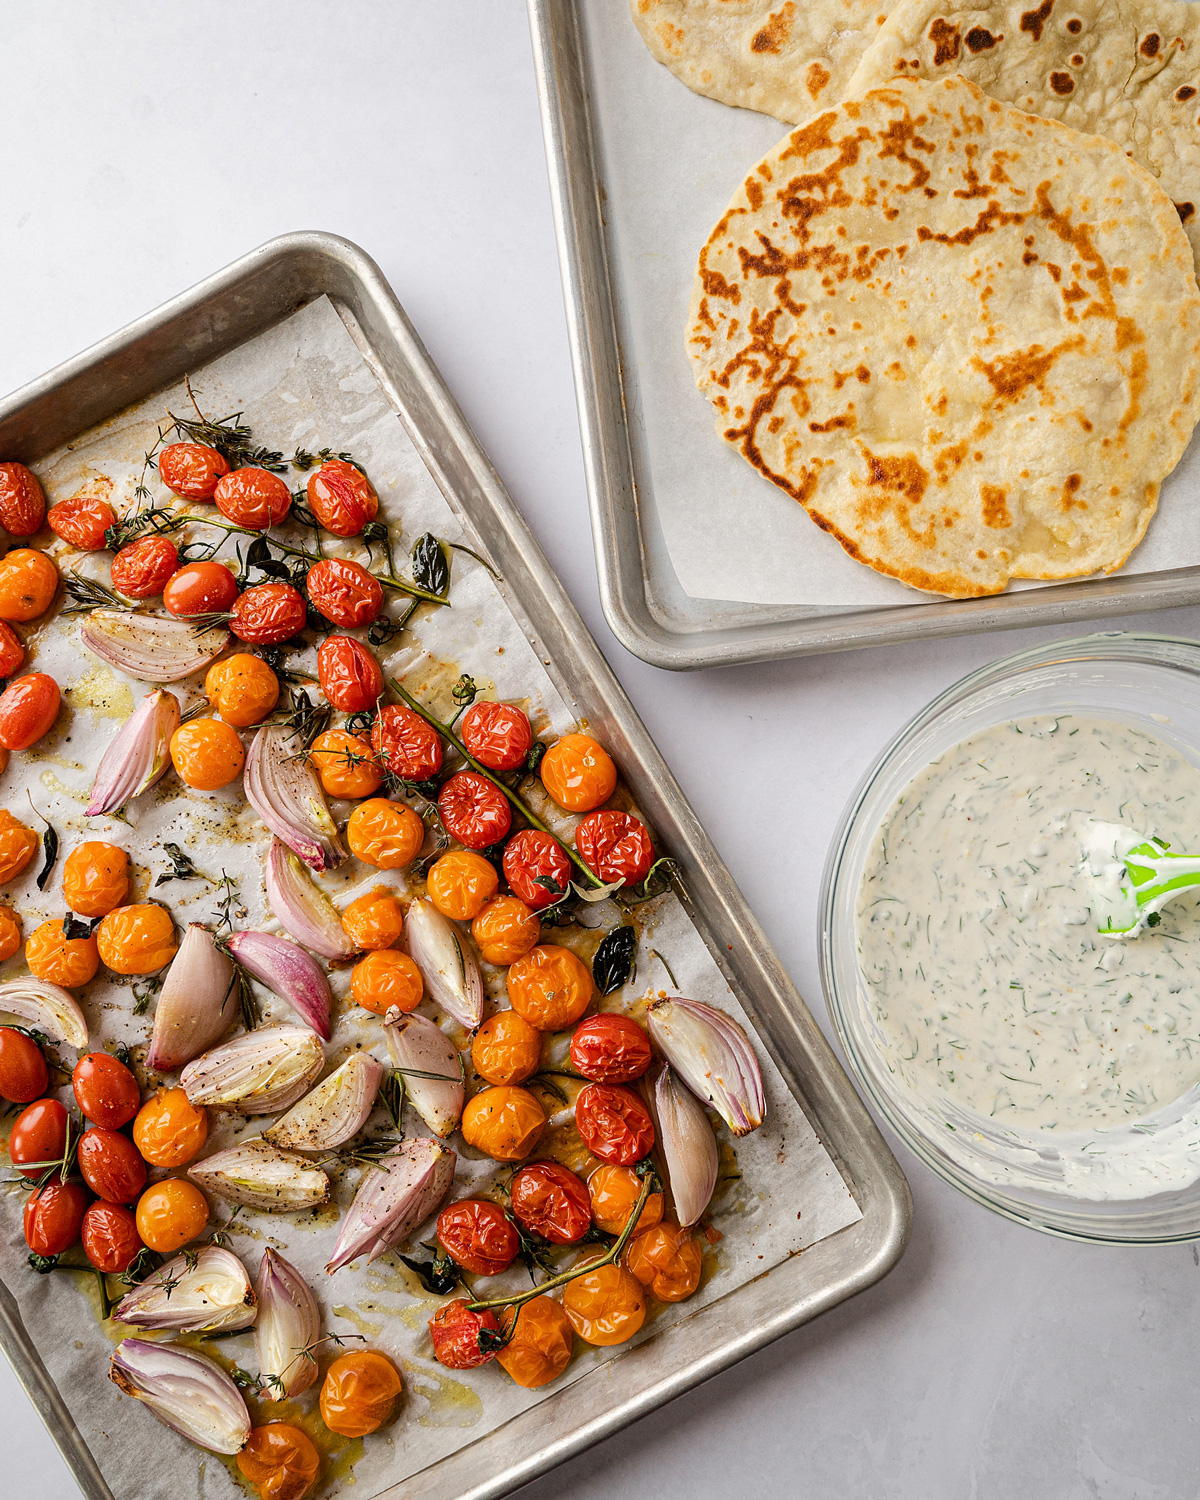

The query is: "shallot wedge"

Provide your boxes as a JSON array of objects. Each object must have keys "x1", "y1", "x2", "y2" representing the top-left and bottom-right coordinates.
[
  {"x1": 647, "y1": 997, "x2": 765, "y2": 1137},
  {"x1": 326, "y1": 1137, "x2": 455, "y2": 1274},
  {"x1": 265, "y1": 838, "x2": 356, "y2": 960},
  {"x1": 82, "y1": 611, "x2": 230, "y2": 684},
  {"x1": 255, "y1": 1249, "x2": 320, "y2": 1400},
  {"x1": 0, "y1": 978, "x2": 87, "y2": 1048},
  {"x1": 384, "y1": 1011, "x2": 464, "y2": 1138},
  {"x1": 263, "y1": 1054, "x2": 382, "y2": 1152},
  {"x1": 85, "y1": 688, "x2": 179, "y2": 816},
  {"x1": 405, "y1": 898, "x2": 483, "y2": 1028},
  {"x1": 649, "y1": 1066, "x2": 719, "y2": 1229},
  {"x1": 109, "y1": 1339, "x2": 250, "y2": 1454},
  {"x1": 225, "y1": 930, "x2": 331, "y2": 1040},
  {"x1": 188, "y1": 1139, "x2": 330, "y2": 1211},
  {"x1": 180, "y1": 1026, "x2": 324, "y2": 1115},
  {"x1": 114, "y1": 1246, "x2": 256, "y2": 1333},
  {"x1": 147, "y1": 924, "x2": 237, "y2": 1072},
  {"x1": 245, "y1": 724, "x2": 344, "y2": 871}
]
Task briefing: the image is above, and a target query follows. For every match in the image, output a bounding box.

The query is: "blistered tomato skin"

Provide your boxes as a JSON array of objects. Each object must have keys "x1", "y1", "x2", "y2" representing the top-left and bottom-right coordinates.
[
  {"x1": 0, "y1": 620, "x2": 24, "y2": 677},
  {"x1": 438, "y1": 772, "x2": 512, "y2": 851},
  {"x1": 501, "y1": 831, "x2": 572, "y2": 912},
  {"x1": 0, "y1": 463, "x2": 46, "y2": 535},
  {"x1": 78, "y1": 1127, "x2": 147, "y2": 1204},
  {"x1": 346, "y1": 799, "x2": 424, "y2": 867},
  {"x1": 625, "y1": 1222, "x2": 704, "y2": 1302},
  {"x1": 588, "y1": 1164, "x2": 665, "y2": 1237},
  {"x1": 371, "y1": 705, "x2": 443, "y2": 782},
  {"x1": 0, "y1": 672, "x2": 60, "y2": 750},
  {"x1": 230, "y1": 583, "x2": 307, "y2": 645},
  {"x1": 24, "y1": 1180, "x2": 89, "y2": 1257},
  {"x1": 96, "y1": 904, "x2": 178, "y2": 976},
  {"x1": 62, "y1": 841, "x2": 129, "y2": 917},
  {"x1": 0, "y1": 905, "x2": 20, "y2": 959},
  {"x1": 460, "y1": 1085, "x2": 546, "y2": 1162},
  {"x1": 460, "y1": 701, "x2": 533, "y2": 772},
  {"x1": 214, "y1": 467, "x2": 291, "y2": 529},
  {"x1": 319, "y1": 1350, "x2": 403, "y2": 1438},
  {"x1": 495, "y1": 1296, "x2": 574, "y2": 1389},
  {"x1": 158, "y1": 442, "x2": 230, "y2": 500},
  {"x1": 73, "y1": 1052, "x2": 141, "y2": 1128},
  {"x1": 135, "y1": 1178, "x2": 209, "y2": 1254},
  {"x1": 306, "y1": 557, "x2": 384, "y2": 628},
  {"x1": 47, "y1": 495, "x2": 118, "y2": 551},
  {"x1": 170, "y1": 718, "x2": 245, "y2": 790},
  {"x1": 316, "y1": 635, "x2": 383, "y2": 712},
  {"x1": 507, "y1": 945, "x2": 594, "y2": 1031},
  {"x1": 111, "y1": 536, "x2": 180, "y2": 599},
  {"x1": 350, "y1": 949, "x2": 423, "y2": 1015},
  {"x1": 575, "y1": 1083, "x2": 655, "y2": 1166},
  {"x1": 569, "y1": 1014, "x2": 653, "y2": 1084},
  {"x1": 540, "y1": 734, "x2": 617, "y2": 813},
  {"x1": 470, "y1": 896, "x2": 541, "y2": 967},
  {"x1": 509, "y1": 1160, "x2": 591, "y2": 1245},
  {"x1": 236, "y1": 1422, "x2": 320, "y2": 1500},
  {"x1": 9, "y1": 1097, "x2": 68, "y2": 1178},
  {"x1": 26, "y1": 919, "x2": 101, "y2": 987},
  {"x1": 426, "y1": 851, "x2": 499, "y2": 922},
  {"x1": 132, "y1": 1088, "x2": 208, "y2": 1168},
  {"x1": 162, "y1": 561, "x2": 240, "y2": 617},
  {"x1": 562, "y1": 1259, "x2": 646, "y2": 1346},
  {"x1": 205, "y1": 653, "x2": 280, "y2": 726},
  {"x1": 306, "y1": 460, "x2": 379, "y2": 537},
  {"x1": 0, "y1": 1028, "x2": 48, "y2": 1103},
  {"x1": 437, "y1": 1198, "x2": 520, "y2": 1276},
  {"x1": 471, "y1": 1010, "x2": 542, "y2": 1086},
  {"x1": 575, "y1": 810, "x2": 654, "y2": 886},
  {"x1": 310, "y1": 730, "x2": 383, "y2": 799},
  {"x1": 0, "y1": 808, "x2": 38, "y2": 882},
  {"x1": 81, "y1": 1200, "x2": 144, "y2": 1274},
  {"x1": 0, "y1": 549, "x2": 58, "y2": 621},
  {"x1": 341, "y1": 886, "x2": 406, "y2": 951},
  {"x1": 429, "y1": 1299, "x2": 501, "y2": 1370}
]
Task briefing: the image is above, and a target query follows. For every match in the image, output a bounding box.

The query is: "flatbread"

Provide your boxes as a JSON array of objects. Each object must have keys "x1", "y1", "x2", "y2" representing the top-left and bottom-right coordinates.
[
  {"x1": 848, "y1": 0, "x2": 1200, "y2": 270},
  {"x1": 629, "y1": 0, "x2": 890, "y2": 118},
  {"x1": 686, "y1": 76, "x2": 1200, "y2": 597}
]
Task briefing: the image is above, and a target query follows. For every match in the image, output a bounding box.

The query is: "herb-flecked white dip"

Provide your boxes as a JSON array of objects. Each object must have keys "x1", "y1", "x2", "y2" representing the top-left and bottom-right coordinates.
[{"x1": 856, "y1": 716, "x2": 1200, "y2": 1133}]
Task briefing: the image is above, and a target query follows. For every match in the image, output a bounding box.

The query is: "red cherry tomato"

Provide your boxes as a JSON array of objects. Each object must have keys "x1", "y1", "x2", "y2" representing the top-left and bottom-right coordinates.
[
  {"x1": 575, "y1": 1083, "x2": 655, "y2": 1166},
  {"x1": 306, "y1": 460, "x2": 379, "y2": 537},
  {"x1": 24, "y1": 1179, "x2": 89, "y2": 1256},
  {"x1": 436, "y1": 1198, "x2": 520, "y2": 1276},
  {"x1": 230, "y1": 582, "x2": 307, "y2": 645},
  {"x1": 81, "y1": 1200, "x2": 144, "y2": 1273},
  {"x1": 502, "y1": 830, "x2": 572, "y2": 910},
  {"x1": 438, "y1": 772, "x2": 512, "y2": 851},
  {"x1": 111, "y1": 537, "x2": 179, "y2": 599},
  {"x1": 77, "y1": 1127, "x2": 147, "y2": 1203},
  {"x1": 47, "y1": 496, "x2": 117, "y2": 551},
  {"x1": 316, "y1": 635, "x2": 383, "y2": 712},
  {"x1": 9, "y1": 1097, "x2": 68, "y2": 1178},
  {"x1": 575, "y1": 811, "x2": 654, "y2": 886},
  {"x1": 162, "y1": 561, "x2": 240, "y2": 617},
  {"x1": 306, "y1": 558, "x2": 383, "y2": 628},
  {"x1": 158, "y1": 442, "x2": 230, "y2": 500},
  {"x1": 0, "y1": 1028, "x2": 49, "y2": 1103},
  {"x1": 509, "y1": 1161, "x2": 592, "y2": 1245},
  {"x1": 429, "y1": 1299, "x2": 501, "y2": 1370},
  {"x1": 0, "y1": 621, "x2": 24, "y2": 678},
  {"x1": 72, "y1": 1052, "x2": 140, "y2": 1129},
  {"x1": 371, "y1": 704, "x2": 443, "y2": 782},
  {"x1": 461, "y1": 702, "x2": 533, "y2": 772},
  {"x1": 569, "y1": 1014, "x2": 653, "y2": 1084},
  {"x1": 0, "y1": 672, "x2": 60, "y2": 750},
  {"x1": 0, "y1": 463, "x2": 47, "y2": 536},
  {"x1": 213, "y1": 467, "x2": 291, "y2": 528}
]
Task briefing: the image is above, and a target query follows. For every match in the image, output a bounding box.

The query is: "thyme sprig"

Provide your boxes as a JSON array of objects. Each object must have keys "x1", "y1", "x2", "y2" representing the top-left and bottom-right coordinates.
[{"x1": 61, "y1": 571, "x2": 135, "y2": 614}]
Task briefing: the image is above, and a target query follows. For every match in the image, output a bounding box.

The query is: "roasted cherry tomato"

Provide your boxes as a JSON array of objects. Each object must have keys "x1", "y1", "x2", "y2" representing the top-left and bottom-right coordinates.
[
  {"x1": 340, "y1": 886, "x2": 405, "y2": 951},
  {"x1": 230, "y1": 582, "x2": 307, "y2": 645},
  {"x1": 460, "y1": 701, "x2": 533, "y2": 772},
  {"x1": 575, "y1": 810, "x2": 653, "y2": 886},
  {"x1": 437, "y1": 1198, "x2": 520, "y2": 1276},
  {"x1": 47, "y1": 495, "x2": 117, "y2": 551},
  {"x1": 132, "y1": 1088, "x2": 208, "y2": 1167},
  {"x1": 540, "y1": 733, "x2": 617, "y2": 813},
  {"x1": 319, "y1": 1350, "x2": 402, "y2": 1438},
  {"x1": 162, "y1": 560, "x2": 240, "y2": 617},
  {"x1": 0, "y1": 1027, "x2": 48, "y2": 1103},
  {"x1": 569, "y1": 1014, "x2": 652, "y2": 1084},
  {"x1": 214, "y1": 467, "x2": 291, "y2": 528},
  {"x1": 427, "y1": 851, "x2": 499, "y2": 921},
  {"x1": 170, "y1": 717, "x2": 245, "y2": 790},
  {"x1": 96, "y1": 904, "x2": 178, "y2": 975},
  {"x1": 0, "y1": 904, "x2": 20, "y2": 959},
  {"x1": 495, "y1": 1295, "x2": 574, "y2": 1389},
  {"x1": 0, "y1": 808, "x2": 37, "y2": 882},
  {"x1": 24, "y1": 1179, "x2": 89, "y2": 1257},
  {"x1": 371, "y1": 704, "x2": 443, "y2": 781},
  {"x1": 310, "y1": 729, "x2": 383, "y2": 799},
  {"x1": 73, "y1": 1051, "x2": 140, "y2": 1128},
  {"x1": 507, "y1": 944, "x2": 593, "y2": 1031},
  {"x1": 575, "y1": 1083, "x2": 654, "y2": 1166},
  {"x1": 306, "y1": 460, "x2": 379, "y2": 537},
  {"x1": 26, "y1": 918, "x2": 100, "y2": 987},
  {"x1": 0, "y1": 462, "x2": 47, "y2": 536},
  {"x1": 0, "y1": 620, "x2": 24, "y2": 677},
  {"x1": 349, "y1": 949, "x2": 423, "y2": 1015},
  {"x1": 158, "y1": 442, "x2": 230, "y2": 500},
  {"x1": 428, "y1": 1298, "x2": 501, "y2": 1370},
  {"x1": 588, "y1": 1163, "x2": 664, "y2": 1237},
  {"x1": 0, "y1": 671, "x2": 60, "y2": 749},
  {"x1": 316, "y1": 634, "x2": 383, "y2": 713},
  {"x1": 460, "y1": 1085, "x2": 546, "y2": 1162},
  {"x1": 501, "y1": 830, "x2": 572, "y2": 911},
  {"x1": 562, "y1": 1258, "x2": 646, "y2": 1346},
  {"x1": 236, "y1": 1422, "x2": 320, "y2": 1500},
  {"x1": 62, "y1": 841, "x2": 129, "y2": 917},
  {"x1": 81, "y1": 1200, "x2": 144, "y2": 1274},
  {"x1": 509, "y1": 1160, "x2": 591, "y2": 1245},
  {"x1": 111, "y1": 536, "x2": 179, "y2": 599},
  {"x1": 9, "y1": 1097, "x2": 68, "y2": 1178},
  {"x1": 78, "y1": 1126, "x2": 147, "y2": 1204},
  {"x1": 135, "y1": 1178, "x2": 208, "y2": 1253},
  {"x1": 306, "y1": 557, "x2": 383, "y2": 628},
  {"x1": 346, "y1": 798, "x2": 424, "y2": 867},
  {"x1": 438, "y1": 771, "x2": 512, "y2": 850},
  {"x1": 204, "y1": 653, "x2": 280, "y2": 726},
  {"x1": 625, "y1": 1222, "x2": 703, "y2": 1302},
  {"x1": 471, "y1": 896, "x2": 541, "y2": 967},
  {"x1": 0, "y1": 548, "x2": 58, "y2": 621},
  {"x1": 471, "y1": 1010, "x2": 542, "y2": 1086}
]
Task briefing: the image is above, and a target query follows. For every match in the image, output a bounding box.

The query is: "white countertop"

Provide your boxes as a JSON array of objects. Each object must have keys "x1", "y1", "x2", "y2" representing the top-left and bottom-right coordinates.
[{"x1": 4, "y1": 3, "x2": 1199, "y2": 1495}]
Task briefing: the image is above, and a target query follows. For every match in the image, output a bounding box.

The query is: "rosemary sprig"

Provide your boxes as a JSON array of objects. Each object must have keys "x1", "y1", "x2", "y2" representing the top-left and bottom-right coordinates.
[{"x1": 60, "y1": 571, "x2": 135, "y2": 614}]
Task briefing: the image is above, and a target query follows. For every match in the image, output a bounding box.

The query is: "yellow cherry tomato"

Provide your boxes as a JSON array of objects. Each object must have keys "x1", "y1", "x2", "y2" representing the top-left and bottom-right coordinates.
[
  {"x1": 62, "y1": 841, "x2": 128, "y2": 917},
  {"x1": 426, "y1": 850, "x2": 498, "y2": 921},
  {"x1": 461, "y1": 1085, "x2": 546, "y2": 1162},
  {"x1": 170, "y1": 718, "x2": 244, "y2": 790},
  {"x1": 25, "y1": 919, "x2": 100, "y2": 987},
  {"x1": 507, "y1": 944, "x2": 593, "y2": 1031},
  {"x1": 341, "y1": 886, "x2": 405, "y2": 950},
  {"x1": 540, "y1": 733, "x2": 616, "y2": 813},
  {"x1": 0, "y1": 809, "x2": 37, "y2": 884},
  {"x1": 350, "y1": 949, "x2": 423, "y2": 1016},
  {"x1": 96, "y1": 904, "x2": 177, "y2": 975},
  {"x1": 132, "y1": 1088, "x2": 208, "y2": 1168},
  {"x1": 625, "y1": 1221, "x2": 704, "y2": 1302},
  {"x1": 319, "y1": 1350, "x2": 403, "y2": 1437},
  {"x1": 204, "y1": 653, "x2": 280, "y2": 727},
  {"x1": 495, "y1": 1296, "x2": 574, "y2": 1389},
  {"x1": 236, "y1": 1422, "x2": 319, "y2": 1500},
  {"x1": 135, "y1": 1178, "x2": 209, "y2": 1253},
  {"x1": 0, "y1": 904, "x2": 21, "y2": 960},
  {"x1": 588, "y1": 1163, "x2": 665, "y2": 1237},
  {"x1": 310, "y1": 730, "x2": 382, "y2": 799},
  {"x1": 346, "y1": 799, "x2": 424, "y2": 869},
  {"x1": 471, "y1": 1010, "x2": 542, "y2": 1086},
  {"x1": 562, "y1": 1258, "x2": 645, "y2": 1346},
  {"x1": 470, "y1": 895, "x2": 541, "y2": 966}
]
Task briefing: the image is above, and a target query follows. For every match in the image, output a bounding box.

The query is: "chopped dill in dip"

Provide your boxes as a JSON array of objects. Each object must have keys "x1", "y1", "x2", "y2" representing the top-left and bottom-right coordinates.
[{"x1": 856, "y1": 716, "x2": 1200, "y2": 1131}]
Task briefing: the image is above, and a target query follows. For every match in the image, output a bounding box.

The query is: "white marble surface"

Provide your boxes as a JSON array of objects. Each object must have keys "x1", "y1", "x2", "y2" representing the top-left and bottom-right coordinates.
[{"x1": 2, "y1": 3, "x2": 1199, "y2": 1497}]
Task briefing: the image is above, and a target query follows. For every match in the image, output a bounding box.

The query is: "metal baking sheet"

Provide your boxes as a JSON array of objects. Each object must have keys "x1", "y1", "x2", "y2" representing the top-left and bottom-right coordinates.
[
  {"x1": 528, "y1": 0, "x2": 1200, "y2": 668},
  {"x1": 0, "y1": 234, "x2": 909, "y2": 1500}
]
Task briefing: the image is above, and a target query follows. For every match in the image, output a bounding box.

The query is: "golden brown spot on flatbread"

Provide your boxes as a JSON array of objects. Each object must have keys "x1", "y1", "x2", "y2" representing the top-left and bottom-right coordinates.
[
  {"x1": 1050, "y1": 71, "x2": 1075, "y2": 95},
  {"x1": 656, "y1": 21, "x2": 685, "y2": 53},
  {"x1": 876, "y1": 113, "x2": 936, "y2": 193},
  {"x1": 1177, "y1": 201, "x2": 1196, "y2": 223},
  {"x1": 1060, "y1": 472, "x2": 1086, "y2": 510},
  {"x1": 806, "y1": 62, "x2": 832, "y2": 99},
  {"x1": 1020, "y1": 0, "x2": 1055, "y2": 44},
  {"x1": 747, "y1": 179, "x2": 765, "y2": 211},
  {"x1": 1177, "y1": 85, "x2": 1198, "y2": 101},
  {"x1": 852, "y1": 448, "x2": 935, "y2": 543},
  {"x1": 809, "y1": 409, "x2": 857, "y2": 432},
  {"x1": 972, "y1": 338, "x2": 1083, "y2": 403},
  {"x1": 965, "y1": 27, "x2": 1002, "y2": 52},
  {"x1": 1120, "y1": 349, "x2": 1149, "y2": 434},
  {"x1": 1066, "y1": 16, "x2": 1083, "y2": 32},
  {"x1": 750, "y1": 2, "x2": 796, "y2": 54},
  {"x1": 1070, "y1": 54, "x2": 1084, "y2": 65},
  {"x1": 1140, "y1": 32, "x2": 1161, "y2": 58},
  {"x1": 918, "y1": 200, "x2": 1026, "y2": 245},
  {"x1": 928, "y1": 18, "x2": 961, "y2": 65},
  {"x1": 981, "y1": 486, "x2": 1012, "y2": 528}
]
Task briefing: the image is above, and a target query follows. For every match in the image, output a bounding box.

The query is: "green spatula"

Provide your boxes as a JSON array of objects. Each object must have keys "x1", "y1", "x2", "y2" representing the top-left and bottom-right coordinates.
[{"x1": 1084, "y1": 821, "x2": 1200, "y2": 935}]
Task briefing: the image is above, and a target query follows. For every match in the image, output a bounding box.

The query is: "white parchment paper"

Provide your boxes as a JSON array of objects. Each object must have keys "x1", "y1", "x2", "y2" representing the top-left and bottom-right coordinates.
[{"x1": 0, "y1": 297, "x2": 860, "y2": 1500}]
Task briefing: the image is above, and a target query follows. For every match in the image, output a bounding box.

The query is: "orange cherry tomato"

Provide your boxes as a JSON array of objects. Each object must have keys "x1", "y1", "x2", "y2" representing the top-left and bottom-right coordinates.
[
  {"x1": 47, "y1": 495, "x2": 117, "y2": 551},
  {"x1": 135, "y1": 1178, "x2": 208, "y2": 1253},
  {"x1": 316, "y1": 634, "x2": 383, "y2": 713},
  {"x1": 471, "y1": 896, "x2": 541, "y2": 967},
  {"x1": 461, "y1": 1085, "x2": 546, "y2": 1162},
  {"x1": 509, "y1": 1161, "x2": 591, "y2": 1245},
  {"x1": 306, "y1": 558, "x2": 383, "y2": 628},
  {"x1": 0, "y1": 808, "x2": 39, "y2": 881},
  {"x1": 9, "y1": 1097, "x2": 67, "y2": 1178},
  {"x1": 0, "y1": 548, "x2": 58, "y2": 621},
  {"x1": 306, "y1": 460, "x2": 379, "y2": 537},
  {"x1": 438, "y1": 771, "x2": 511, "y2": 850},
  {"x1": 236, "y1": 1422, "x2": 320, "y2": 1500},
  {"x1": 471, "y1": 1010, "x2": 542, "y2": 1086},
  {"x1": 319, "y1": 1350, "x2": 402, "y2": 1438},
  {"x1": 495, "y1": 1296, "x2": 574, "y2": 1389},
  {"x1": 111, "y1": 536, "x2": 179, "y2": 598},
  {"x1": 346, "y1": 799, "x2": 424, "y2": 867},
  {"x1": 575, "y1": 810, "x2": 654, "y2": 886},
  {"x1": 501, "y1": 830, "x2": 572, "y2": 911},
  {"x1": 73, "y1": 1051, "x2": 140, "y2": 1128},
  {"x1": 26, "y1": 919, "x2": 100, "y2": 987},
  {"x1": 588, "y1": 1164, "x2": 664, "y2": 1237},
  {"x1": 169, "y1": 717, "x2": 245, "y2": 790},
  {"x1": 569, "y1": 1014, "x2": 652, "y2": 1084},
  {"x1": 437, "y1": 1198, "x2": 520, "y2": 1275},
  {"x1": 561, "y1": 1258, "x2": 646, "y2": 1346},
  {"x1": 132, "y1": 1088, "x2": 208, "y2": 1167},
  {"x1": 214, "y1": 467, "x2": 292, "y2": 529},
  {"x1": 340, "y1": 886, "x2": 405, "y2": 951},
  {"x1": 96, "y1": 904, "x2": 178, "y2": 975},
  {"x1": 428, "y1": 1298, "x2": 501, "y2": 1370},
  {"x1": 625, "y1": 1221, "x2": 703, "y2": 1302},
  {"x1": 0, "y1": 620, "x2": 24, "y2": 677},
  {"x1": 426, "y1": 850, "x2": 499, "y2": 921},
  {"x1": 0, "y1": 904, "x2": 20, "y2": 959},
  {"x1": 460, "y1": 701, "x2": 533, "y2": 772},
  {"x1": 24, "y1": 1180, "x2": 89, "y2": 1257},
  {"x1": 575, "y1": 1082, "x2": 655, "y2": 1166},
  {"x1": 62, "y1": 841, "x2": 129, "y2": 917},
  {"x1": 230, "y1": 582, "x2": 306, "y2": 644},
  {"x1": 204, "y1": 653, "x2": 280, "y2": 727},
  {"x1": 0, "y1": 463, "x2": 47, "y2": 536},
  {"x1": 0, "y1": 1027, "x2": 47, "y2": 1103},
  {"x1": 371, "y1": 704, "x2": 443, "y2": 782},
  {"x1": 158, "y1": 442, "x2": 230, "y2": 500},
  {"x1": 162, "y1": 560, "x2": 240, "y2": 617},
  {"x1": 0, "y1": 672, "x2": 60, "y2": 749},
  {"x1": 540, "y1": 734, "x2": 617, "y2": 813},
  {"x1": 81, "y1": 1200, "x2": 143, "y2": 1274},
  {"x1": 507, "y1": 945, "x2": 593, "y2": 1031},
  {"x1": 310, "y1": 730, "x2": 382, "y2": 799},
  {"x1": 78, "y1": 1126, "x2": 147, "y2": 1204},
  {"x1": 349, "y1": 949, "x2": 423, "y2": 1015}
]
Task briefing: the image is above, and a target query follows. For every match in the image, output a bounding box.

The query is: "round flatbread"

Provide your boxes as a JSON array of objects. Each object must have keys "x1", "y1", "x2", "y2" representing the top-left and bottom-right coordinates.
[{"x1": 687, "y1": 76, "x2": 1200, "y2": 596}]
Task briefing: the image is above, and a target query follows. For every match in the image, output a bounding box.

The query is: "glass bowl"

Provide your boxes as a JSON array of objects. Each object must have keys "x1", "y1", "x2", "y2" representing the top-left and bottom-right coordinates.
[{"x1": 821, "y1": 631, "x2": 1200, "y2": 1244}]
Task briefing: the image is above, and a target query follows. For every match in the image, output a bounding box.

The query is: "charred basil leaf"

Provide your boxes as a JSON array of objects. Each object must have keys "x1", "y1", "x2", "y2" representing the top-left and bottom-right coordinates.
[
  {"x1": 61, "y1": 912, "x2": 94, "y2": 942},
  {"x1": 399, "y1": 1247, "x2": 460, "y2": 1296},
  {"x1": 155, "y1": 843, "x2": 203, "y2": 887},
  {"x1": 524, "y1": 740, "x2": 547, "y2": 776},
  {"x1": 35, "y1": 822, "x2": 58, "y2": 893},
  {"x1": 411, "y1": 533, "x2": 449, "y2": 598},
  {"x1": 592, "y1": 925, "x2": 637, "y2": 996}
]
